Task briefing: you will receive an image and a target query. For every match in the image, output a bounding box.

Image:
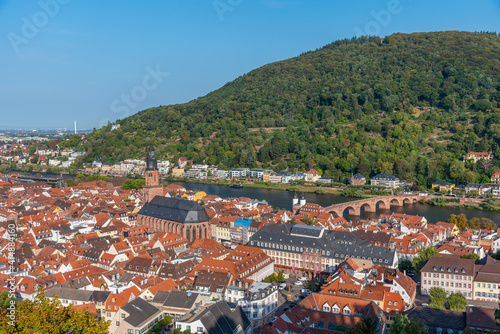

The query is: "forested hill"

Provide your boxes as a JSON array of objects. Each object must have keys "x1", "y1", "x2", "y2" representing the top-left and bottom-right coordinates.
[{"x1": 83, "y1": 31, "x2": 500, "y2": 187}]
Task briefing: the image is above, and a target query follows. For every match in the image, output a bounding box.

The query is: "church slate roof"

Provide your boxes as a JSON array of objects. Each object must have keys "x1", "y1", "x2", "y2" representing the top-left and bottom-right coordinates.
[{"x1": 138, "y1": 196, "x2": 209, "y2": 224}]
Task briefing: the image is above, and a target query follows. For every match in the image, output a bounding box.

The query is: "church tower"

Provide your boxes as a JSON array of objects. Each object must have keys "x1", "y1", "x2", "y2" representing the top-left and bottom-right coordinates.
[{"x1": 143, "y1": 144, "x2": 164, "y2": 203}]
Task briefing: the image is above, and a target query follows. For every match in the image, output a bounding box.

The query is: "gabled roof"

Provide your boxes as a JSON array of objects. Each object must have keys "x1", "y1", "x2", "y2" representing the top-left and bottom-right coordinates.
[
  {"x1": 122, "y1": 297, "x2": 161, "y2": 327},
  {"x1": 161, "y1": 291, "x2": 201, "y2": 309},
  {"x1": 138, "y1": 196, "x2": 209, "y2": 223}
]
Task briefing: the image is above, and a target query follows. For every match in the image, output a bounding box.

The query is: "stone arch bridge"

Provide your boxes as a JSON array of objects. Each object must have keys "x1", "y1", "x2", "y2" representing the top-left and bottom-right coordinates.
[{"x1": 324, "y1": 195, "x2": 424, "y2": 217}]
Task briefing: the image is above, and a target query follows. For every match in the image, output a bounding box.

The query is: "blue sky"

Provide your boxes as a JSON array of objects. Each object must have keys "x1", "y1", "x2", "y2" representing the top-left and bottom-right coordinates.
[{"x1": 0, "y1": 0, "x2": 499, "y2": 130}]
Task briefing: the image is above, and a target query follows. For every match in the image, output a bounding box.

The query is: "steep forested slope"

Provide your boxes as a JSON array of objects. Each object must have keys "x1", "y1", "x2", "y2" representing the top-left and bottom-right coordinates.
[{"x1": 83, "y1": 31, "x2": 500, "y2": 187}]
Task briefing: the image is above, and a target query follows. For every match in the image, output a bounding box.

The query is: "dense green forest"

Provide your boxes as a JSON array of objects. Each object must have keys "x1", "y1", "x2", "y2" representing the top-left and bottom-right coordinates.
[{"x1": 82, "y1": 31, "x2": 500, "y2": 188}]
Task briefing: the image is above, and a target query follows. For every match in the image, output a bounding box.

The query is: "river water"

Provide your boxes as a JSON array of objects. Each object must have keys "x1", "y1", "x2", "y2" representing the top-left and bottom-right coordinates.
[
  {"x1": 14, "y1": 171, "x2": 500, "y2": 224},
  {"x1": 172, "y1": 182, "x2": 500, "y2": 225}
]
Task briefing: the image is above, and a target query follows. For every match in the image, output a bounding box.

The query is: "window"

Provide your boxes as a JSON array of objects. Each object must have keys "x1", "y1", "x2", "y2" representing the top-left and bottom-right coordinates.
[
  {"x1": 121, "y1": 313, "x2": 125, "y2": 318},
  {"x1": 394, "y1": 302, "x2": 398, "y2": 306},
  {"x1": 197, "y1": 327, "x2": 203, "y2": 333},
  {"x1": 116, "y1": 321, "x2": 119, "y2": 326},
  {"x1": 128, "y1": 330, "x2": 133, "y2": 334}
]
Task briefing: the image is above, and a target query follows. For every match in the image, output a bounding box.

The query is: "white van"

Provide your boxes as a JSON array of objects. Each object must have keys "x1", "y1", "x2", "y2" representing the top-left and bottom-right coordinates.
[{"x1": 279, "y1": 283, "x2": 287, "y2": 290}]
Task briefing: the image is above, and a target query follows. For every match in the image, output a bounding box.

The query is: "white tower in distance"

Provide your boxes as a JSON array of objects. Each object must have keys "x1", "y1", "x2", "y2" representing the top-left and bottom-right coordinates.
[
  {"x1": 299, "y1": 193, "x2": 306, "y2": 206},
  {"x1": 74, "y1": 120, "x2": 77, "y2": 135}
]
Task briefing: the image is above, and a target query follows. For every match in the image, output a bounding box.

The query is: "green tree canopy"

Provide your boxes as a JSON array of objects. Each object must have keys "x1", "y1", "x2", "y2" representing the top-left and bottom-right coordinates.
[
  {"x1": 412, "y1": 247, "x2": 439, "y2": 273},
  {"x1": 448, "y1": 292, "x2": 467, "y2": 312},
  {"x1": 398, "y1": 260, "x2": 413, "y2": 273},
  {"x1": 346, "y1": 316, "x2": 379, "y2": 334},
  {"x1": 390, "y1": 315, "x2": 427, "y2": 334},
  {"x1": 0, "y1": 291, "x2": 15, "y2": 309},
  {"x1": 0, "y1": 288, "x2": 109, "y2": 333}
]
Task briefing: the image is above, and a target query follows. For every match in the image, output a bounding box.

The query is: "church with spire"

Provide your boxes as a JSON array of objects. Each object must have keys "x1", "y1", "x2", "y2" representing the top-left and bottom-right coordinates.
[
  {"x1": 143, "y1": 144, "x2": 164, "y2": 203},
  {"x1": 138, "y1": 144, "x2": 211, "y2": 242}
]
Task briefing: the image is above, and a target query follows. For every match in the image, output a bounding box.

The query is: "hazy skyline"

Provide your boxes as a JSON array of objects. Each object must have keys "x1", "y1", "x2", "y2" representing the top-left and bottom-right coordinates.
[{"x1": 1, "y1": 0, "x2": 499, "y2": 129}]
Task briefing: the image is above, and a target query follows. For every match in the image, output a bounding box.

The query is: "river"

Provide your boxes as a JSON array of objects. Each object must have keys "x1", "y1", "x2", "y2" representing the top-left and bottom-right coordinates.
[
  {"x1": 13, "y1": 171, "x2": 500, "y2": 224},
  {"x1": 171, "y1": 181, "x2": 500, "y2": 225}
]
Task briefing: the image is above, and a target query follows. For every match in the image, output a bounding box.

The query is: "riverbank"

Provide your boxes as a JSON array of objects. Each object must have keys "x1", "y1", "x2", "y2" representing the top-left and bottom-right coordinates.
[
  {"x1": 162, "y1": 176, "x2": 347, "y2": 195},
  {"x1": 6, "y1": 166, "x2": 499, "y2": 215},
  {"x1": 421, "y1": 197, "x2": 500, "y2": 213},
  {"x1": 6, "y1": 165, "x2": 77, "y2": 176}
]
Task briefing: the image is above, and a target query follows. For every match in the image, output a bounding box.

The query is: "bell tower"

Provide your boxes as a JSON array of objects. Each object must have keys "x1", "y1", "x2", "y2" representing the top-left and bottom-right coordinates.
[{"x1": 143, "y1": 144, "x2": 163, "y2": 203}]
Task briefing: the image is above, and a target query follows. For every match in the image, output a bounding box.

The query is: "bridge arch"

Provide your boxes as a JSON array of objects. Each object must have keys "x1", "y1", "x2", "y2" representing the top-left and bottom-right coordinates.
[
  {"x1": 403, "y1": 198, "x2": 412, "y2": 205},
  {"x1": 361, "y1": 202, "x2": 375, "y2": 213},
  {"x1": 390, "y1": 198, "x2": 402, "y2": 206},
  {"x1": 376, "y1": 200, "x2": 389, "y2": 210},
  {"x1": 329, "y1": 210, "x2": 340, "y2": 218},
  {"x1": 343, "y1": 206, "x2": 358, "y2": 216}
]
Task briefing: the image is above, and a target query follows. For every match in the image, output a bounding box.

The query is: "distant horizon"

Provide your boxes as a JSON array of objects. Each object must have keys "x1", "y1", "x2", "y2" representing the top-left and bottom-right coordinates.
[{"x1": 1, "y1": 1, "x2": 499, "y2": 129}]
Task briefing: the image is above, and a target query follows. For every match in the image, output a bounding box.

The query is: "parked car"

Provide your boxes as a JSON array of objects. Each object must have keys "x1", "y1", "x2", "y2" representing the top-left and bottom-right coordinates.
[
  {"x1": 301, "y1": 289, "x2": 312, "y2": 296},
  {"x1": 298, "y1": 277, "x2": 308, "y2": 281},
  {"x1": 279, "y1": 283, "x2": 287, "y2": 290},
  {"x1": 294, "y1": 281, "x2": 303, "y2": 286}
]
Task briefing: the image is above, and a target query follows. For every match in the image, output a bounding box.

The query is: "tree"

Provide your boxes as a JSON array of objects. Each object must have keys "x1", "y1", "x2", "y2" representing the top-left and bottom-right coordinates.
[
  {"x1": 455, "y1": 214, "x2": 468, "y2": 231},
  {"x1": 448, "y1": 292, "x2": 467, "y2": 311},
  {"x1": 0, "y1": 288, "x2": 109, "y2": 333},
  {"x1": 429, "y1": 287, "x2": 446, "y2": 309},
  {"x1": 66, "y1": 179, "x2": 79, "y2": 187},
  {"x1": 122, "y1": 179, "x2": 145, "y2": 190},
  {"x1": 301, "y1": 215, "x2": 315, "y2": 225},
  {"x1": 346, "y1": 316, "x2": 379, "y2": 334},
  {"x1": 479, "y1": 158, "x2": 493, "y2": 173},
  {"x1": 428, "y1": 300, "x2": 446, "y2": 309},
  {"x1": 390, "y1": 315, "x2": 427, "y2": 334},
  {"x1": 430, "y1": 287, "x2": 447, "y2": 303},
  {"x1": 495, "y1": 303, "x2": 500, "y2": 327},
  {"x1": 398, "y1": 260, "x2": 413, "y2": 273},
  {"x1": 0, "y1": 291, "x2": 15, "y2": 309},
  {"x1": 412, "y1": 247, "x2": 439, "y2": 273},
  {"x1": 460, "y1": 254, "x2": 480, "y2": 263}
]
